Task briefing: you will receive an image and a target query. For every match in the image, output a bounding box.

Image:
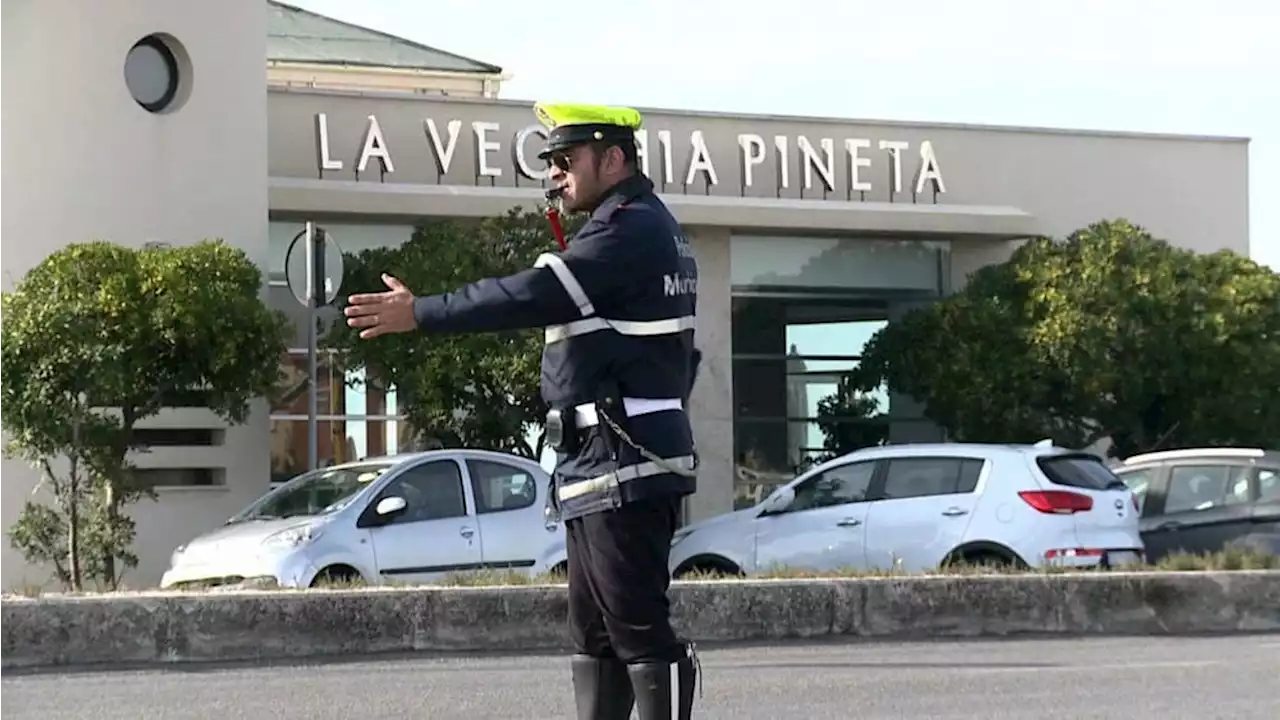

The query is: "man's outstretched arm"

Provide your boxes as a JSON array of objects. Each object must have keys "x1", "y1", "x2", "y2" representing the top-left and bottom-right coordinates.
[
  {"x1": 410, "y1": 263, "x2": 581, "y2": 334},
  {"x1": 345, "y1": 220, "x2": 645, "y2": 338}
]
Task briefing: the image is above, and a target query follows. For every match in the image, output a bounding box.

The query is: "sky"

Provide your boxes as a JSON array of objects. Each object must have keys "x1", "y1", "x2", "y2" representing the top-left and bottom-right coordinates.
[{"x1": 289, "y1": 0, "x2": 1278, "y2": 272}]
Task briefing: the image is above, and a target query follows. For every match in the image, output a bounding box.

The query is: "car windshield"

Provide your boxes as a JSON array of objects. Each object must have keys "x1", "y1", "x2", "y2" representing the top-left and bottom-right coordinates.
[{"x1": 231, "y1": 463, "x2": 395, "y2": 522}]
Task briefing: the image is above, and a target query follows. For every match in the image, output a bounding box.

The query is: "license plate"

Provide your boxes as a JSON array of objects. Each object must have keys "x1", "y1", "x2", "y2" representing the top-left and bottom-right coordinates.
[{"x1": 1106, "y1": 550, "x2": 1142, "y2": 567}]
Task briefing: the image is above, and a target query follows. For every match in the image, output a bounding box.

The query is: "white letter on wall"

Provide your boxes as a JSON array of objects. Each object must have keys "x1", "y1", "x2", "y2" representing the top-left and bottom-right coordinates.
[
  {"x1": 797, "y1": 136, "x2": 835, "y2": 192},
  {"x1": 424, "y1": 118, "x2": 462, "y2": 175},
  {"x1": 634, "y1": 130, "x2": 650, "y2": 177},
  {"x1": 513, "y1": 124, "x2": 550, "y2": 179},
  {"x1": 879, "y1": 140, "x2": 909, "y2": 195},
  {"x1": 357, "y1": 114, "x2": 394, "y2": 174},
  {"x1": 657, "y1": 130, "x2": 675, "y2": 185},
  {"x1": 774, "y1": 135, "x2": 790, "y2": 190},
  {"x1": 685, "y1": 130, "x2": 719, "y2": 186},
  {"x1": 315, "y1": 113, "x2": 343, "y2": 172},
  {"x1": 844, "y1": 138, "x2": 872, "y2": 192},
  {"x1": 738, "y1": 134, "x2": 765, "y2": 187},
  {"x1": 914, "y1": 140, "x2": 947, "y2": 194},
  {"x1": 473, "y1": 121, "x2": 502, "y2": 177}
]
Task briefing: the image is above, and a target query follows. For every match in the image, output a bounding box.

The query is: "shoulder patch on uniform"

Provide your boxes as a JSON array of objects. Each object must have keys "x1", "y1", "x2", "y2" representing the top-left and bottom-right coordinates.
[
  {"x1": 596, "y1": 198, "x2": 628, "y2": 222},
  {"x1": 605, "y1": 202, "x2": 668, "y2": 238}
]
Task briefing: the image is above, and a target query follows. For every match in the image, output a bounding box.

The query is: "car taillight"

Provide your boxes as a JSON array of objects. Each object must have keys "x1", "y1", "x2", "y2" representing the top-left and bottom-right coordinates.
[
  {"x1": 1018, "y1": 490, "x2": 1094, "y2": 514},
  {"x1": 1131, "y1": 493, "x2": 1140, "y2": 512}
]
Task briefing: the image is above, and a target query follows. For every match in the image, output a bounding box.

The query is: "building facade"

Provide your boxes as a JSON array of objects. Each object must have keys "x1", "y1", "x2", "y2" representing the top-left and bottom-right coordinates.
[
  {"x1": 1, "y1": 0, "x2": 1251, "y2": 590},
  {"x1": 2, "y1": 0, "x2": 273, "y2": 591}
]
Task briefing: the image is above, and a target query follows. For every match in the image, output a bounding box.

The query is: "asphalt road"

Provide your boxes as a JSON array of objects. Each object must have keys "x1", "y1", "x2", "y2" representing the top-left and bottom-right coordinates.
[{"x1": 4, "y1": 634, "x2": 1278, "y2": 719}]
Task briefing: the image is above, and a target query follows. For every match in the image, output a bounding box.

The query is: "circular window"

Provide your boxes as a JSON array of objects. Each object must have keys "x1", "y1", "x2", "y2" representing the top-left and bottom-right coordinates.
[{"x1": 124, "y1": 35, "x2": 181, "y2": 113}]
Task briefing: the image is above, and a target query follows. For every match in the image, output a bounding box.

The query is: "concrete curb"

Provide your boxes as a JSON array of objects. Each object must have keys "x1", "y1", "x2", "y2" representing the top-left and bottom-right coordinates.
[{"x1": 4, "y1": 571, "x2": 1279, "y2": 670}]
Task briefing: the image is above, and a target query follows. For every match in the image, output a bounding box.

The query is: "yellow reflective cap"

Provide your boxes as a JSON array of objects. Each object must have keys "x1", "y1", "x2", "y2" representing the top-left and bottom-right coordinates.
[
  {"x1": 533, "y1": 102, "x2": 644, "y2": 160},
  {"x1": 533, "y1": 102, "x2": 644, "y2": 131}
]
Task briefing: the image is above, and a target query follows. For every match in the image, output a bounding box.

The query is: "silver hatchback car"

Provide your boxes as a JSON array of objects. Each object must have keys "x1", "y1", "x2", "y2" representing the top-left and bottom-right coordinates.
[{"x1": 160, "y1": 449, "x2": 568, "y2": 589}]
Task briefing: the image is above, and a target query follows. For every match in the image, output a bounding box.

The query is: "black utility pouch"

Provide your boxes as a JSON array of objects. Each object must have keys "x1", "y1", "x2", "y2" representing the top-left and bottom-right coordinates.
[{"x1": 545, "y1": 407, "x2": 580, "y2": 454}]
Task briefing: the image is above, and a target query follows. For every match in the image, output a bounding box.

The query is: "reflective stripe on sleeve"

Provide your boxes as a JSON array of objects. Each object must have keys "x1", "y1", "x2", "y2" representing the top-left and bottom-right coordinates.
[
  {"x1": 544, "y1": 314, "x2": 696, "y2": 344},
  {"x1": 534, "y1": 253, "x2": 594, "y2": 317}
]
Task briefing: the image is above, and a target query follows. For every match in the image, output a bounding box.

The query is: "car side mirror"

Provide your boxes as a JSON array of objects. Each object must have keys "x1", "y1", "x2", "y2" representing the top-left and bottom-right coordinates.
[
  {"x1": 760, "y1": 486, "x2": 795, "y2": 515},
  {"x1": 375, "y1": 496, "x2": 407, "y2": 516}
]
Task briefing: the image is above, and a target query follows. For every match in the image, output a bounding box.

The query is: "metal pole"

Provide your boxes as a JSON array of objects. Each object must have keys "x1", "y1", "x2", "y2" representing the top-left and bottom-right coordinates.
[{"x1": 305, "y1": 221, "x2": 318, "y2": 471}]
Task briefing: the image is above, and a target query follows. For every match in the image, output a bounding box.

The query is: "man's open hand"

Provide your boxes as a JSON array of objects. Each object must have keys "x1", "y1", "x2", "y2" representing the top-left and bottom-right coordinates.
[{"x1": 343, "y1": 274, "x2": 419, "y2": 339}]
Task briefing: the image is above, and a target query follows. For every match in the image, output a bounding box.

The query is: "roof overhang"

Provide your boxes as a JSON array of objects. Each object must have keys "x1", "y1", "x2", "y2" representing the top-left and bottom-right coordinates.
[
  {"x1": 268, "y1": 177, "x2": 1039, "y2": 239},
  {"x1": 267, "y1": 60, "x2": 505, "y2": 79}
]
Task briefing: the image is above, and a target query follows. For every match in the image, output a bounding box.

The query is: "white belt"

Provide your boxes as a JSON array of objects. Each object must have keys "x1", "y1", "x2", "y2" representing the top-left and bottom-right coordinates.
[
  {"x1": 574, "y1": 397, "x2": 683, "y2": 428},
  {"x1": 557, "y1": 455, "x2": 698, "y2": 502}
]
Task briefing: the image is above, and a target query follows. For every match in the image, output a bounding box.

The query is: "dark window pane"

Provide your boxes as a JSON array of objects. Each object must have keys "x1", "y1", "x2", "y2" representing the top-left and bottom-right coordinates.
[
  {"x1": 385, "y1": 460, "x2": 467, "y2": 522},
  {"x1": 731, "y1": 296, "x2": 888, "y2": 358},
  {"x1": 1037, "y1": 454, "x2": 1128, "y2": 491},
  {"x1": 729, "y1": 235, "x2": 945, "y2": 293},
  {"x1": 882, "y1": 457, "x2": 978, "y2": 500},
  {"x1": 133, "y1": 428, "x2": 223, "y2": 446},
  {"x1": 791, "y1": 460, "x2": 877, "y2": 512},
  {"x1": 956, "y1": 458, "x2": 985, "y2": 493},
  {"x1": 467, "y1": 459, "x2": 537, "y2": 514},
  {"x1": 1164, "y1": 465, "x2": 1251, "y2": 514}
]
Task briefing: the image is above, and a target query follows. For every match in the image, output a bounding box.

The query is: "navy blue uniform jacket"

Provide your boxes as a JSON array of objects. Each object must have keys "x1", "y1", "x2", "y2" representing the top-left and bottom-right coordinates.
[{"x1": 412, "y1": 173, "x2": 700, "y2": 520}]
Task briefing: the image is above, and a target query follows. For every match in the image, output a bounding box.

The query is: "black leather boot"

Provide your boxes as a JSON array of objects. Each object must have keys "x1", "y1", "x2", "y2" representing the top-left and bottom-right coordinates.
[
  {"x1": 626, "y1": 646, "x2": 698, "y2": 719},
  {"x1": 571, "y1": 654, "x2": 636, "y2": 720}
]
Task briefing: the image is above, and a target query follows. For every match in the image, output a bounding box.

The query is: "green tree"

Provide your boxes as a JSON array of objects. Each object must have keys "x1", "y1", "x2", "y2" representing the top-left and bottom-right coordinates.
[
  {"x1": 813, "y1": 377, "x2": 888, "y2": 464},
  {"x1": 852, "y1": 219, "x2": 1280, "y2": 457},
  {"x1": 1, "y1": 240, "x2": 291, "y2": 590},
  {"x1": 326, "y1": 207, "x2": 584, "y2": 458}
]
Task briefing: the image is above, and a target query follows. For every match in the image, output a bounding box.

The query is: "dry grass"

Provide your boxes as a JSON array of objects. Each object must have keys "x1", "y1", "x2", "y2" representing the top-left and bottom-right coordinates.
[
  {"x1": 6, "y1": 548, "x2": 1275, "y2": 597},
  {"x1": 1151, "y1": 546, "x2": 1279, "y2": 571},
  {"x1": 310, "y1": 548, "x2": 1278, "y2": 589}
]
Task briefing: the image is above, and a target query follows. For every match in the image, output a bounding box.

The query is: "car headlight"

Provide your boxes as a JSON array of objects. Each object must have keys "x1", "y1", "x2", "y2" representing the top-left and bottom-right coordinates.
[
  {"x1": 671, "y1": 528, "x2": 694, "y2": 547},
  {"x1": 262, "y1": 525, "x2": 323, "y2": 550}
]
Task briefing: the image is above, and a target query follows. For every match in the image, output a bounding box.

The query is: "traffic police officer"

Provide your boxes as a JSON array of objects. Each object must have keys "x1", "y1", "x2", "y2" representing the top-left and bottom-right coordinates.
[{"x1": 342, "y1": 102, "x2": 701, "y2": 720}]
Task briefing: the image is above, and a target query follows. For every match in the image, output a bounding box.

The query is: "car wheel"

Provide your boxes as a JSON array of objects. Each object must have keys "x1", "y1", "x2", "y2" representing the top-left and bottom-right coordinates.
[
  {"x1": 674, "y1": 557, "x2": 743, "y2": 580},
  {"x1": 311, "y1": 565, "x2": 362, "y2": 588}
]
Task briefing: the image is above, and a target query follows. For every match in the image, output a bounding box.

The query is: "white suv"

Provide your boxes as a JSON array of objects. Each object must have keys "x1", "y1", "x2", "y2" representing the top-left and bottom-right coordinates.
[{"x1": 669, "y1": 441, "x2": 1144, "y2": 576}]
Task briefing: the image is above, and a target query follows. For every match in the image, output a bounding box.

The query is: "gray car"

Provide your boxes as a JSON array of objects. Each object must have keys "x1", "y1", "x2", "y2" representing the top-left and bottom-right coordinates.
[{"x1": 1111, "y1": 447, "x2": 1280, "y2": 562}]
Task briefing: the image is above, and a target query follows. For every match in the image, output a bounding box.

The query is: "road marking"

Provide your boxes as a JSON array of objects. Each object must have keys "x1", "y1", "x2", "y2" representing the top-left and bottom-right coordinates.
[
  {"x1": 956, "y1": 660, "x2": 1223, "y2": 674},
  {"x1": 711, "y1": 658, "x2": 1227, "y2": 673}
]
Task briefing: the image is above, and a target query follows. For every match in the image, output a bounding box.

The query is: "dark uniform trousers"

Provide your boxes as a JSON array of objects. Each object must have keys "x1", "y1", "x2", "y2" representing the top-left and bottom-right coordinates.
[
  {"x1": 564, "y1": 492, "x2": 697, "y2": 720},
  {"x1": 409, "y1": 172, "x2": 700, "y2": 719},
  {"x1": 567, "y1": 493, "x2": 682, "y2": 662}
]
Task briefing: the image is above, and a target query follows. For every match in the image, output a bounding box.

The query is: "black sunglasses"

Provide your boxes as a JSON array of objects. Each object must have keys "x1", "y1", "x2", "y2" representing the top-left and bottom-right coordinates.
[{"x1": 547, "y1": 151, "x2": 573, "y2": 172}]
